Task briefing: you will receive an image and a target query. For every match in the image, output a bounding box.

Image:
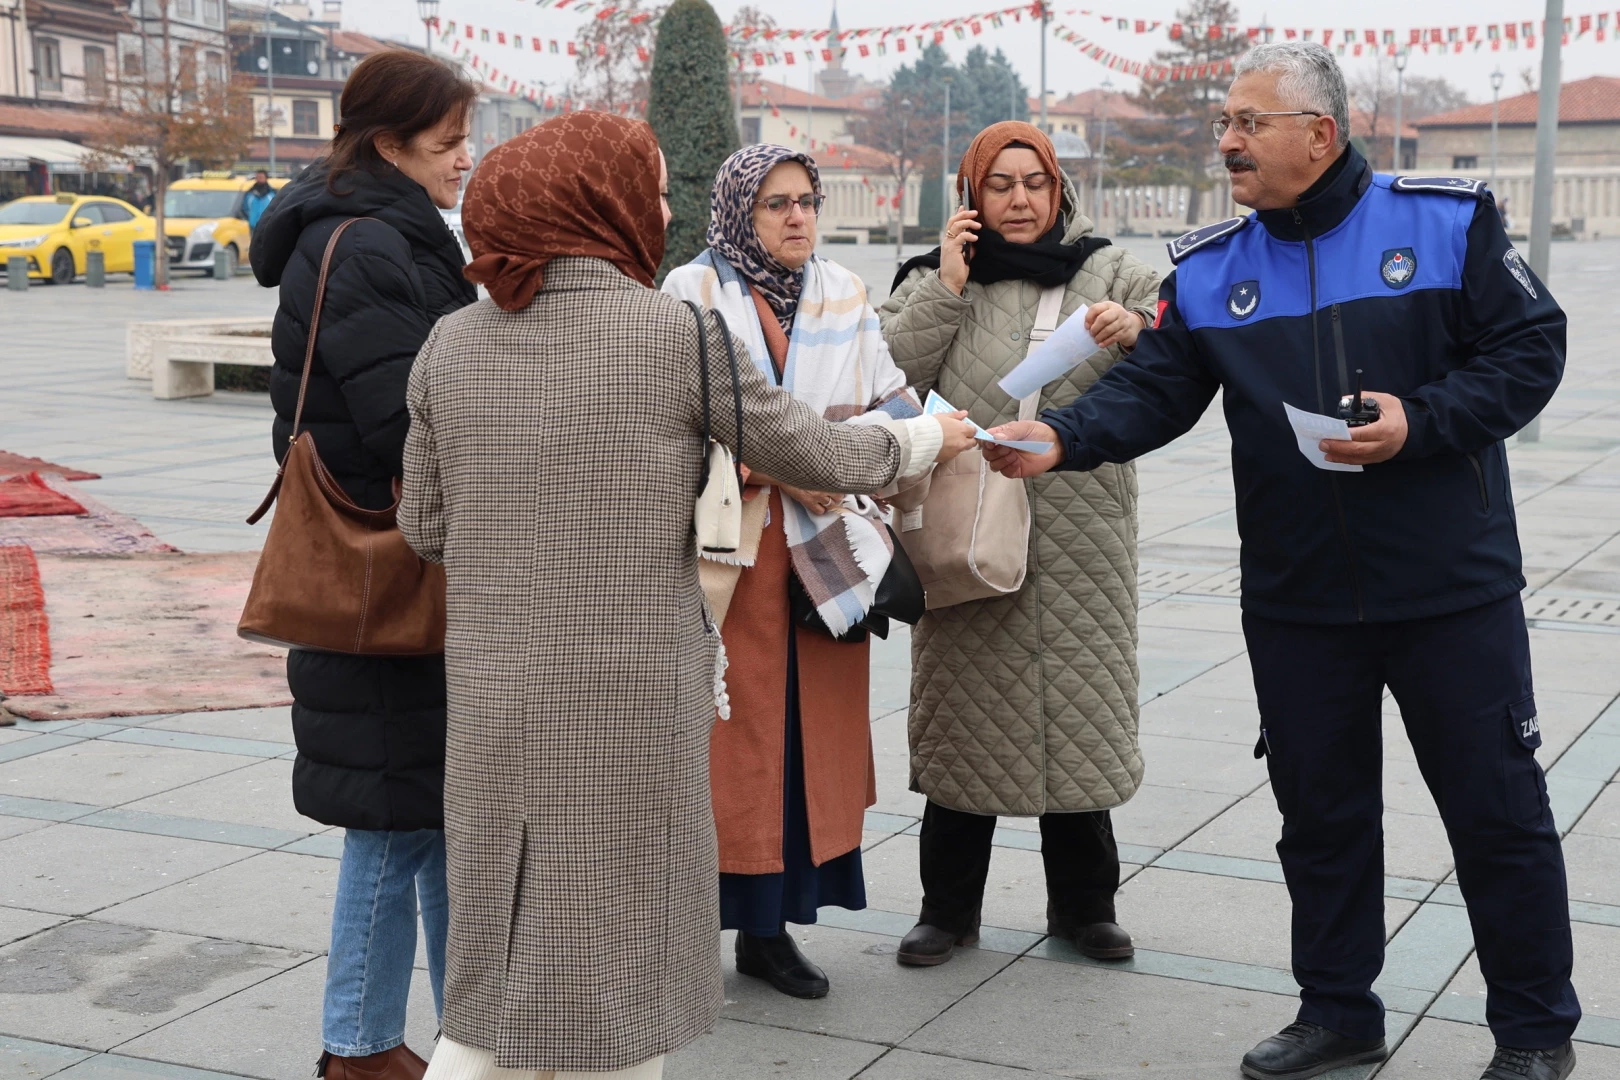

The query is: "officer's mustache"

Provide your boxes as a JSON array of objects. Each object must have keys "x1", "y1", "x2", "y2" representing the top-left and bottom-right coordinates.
[{"x1": 1224, "y1": 152, "x2": 1258, "y2": 172}]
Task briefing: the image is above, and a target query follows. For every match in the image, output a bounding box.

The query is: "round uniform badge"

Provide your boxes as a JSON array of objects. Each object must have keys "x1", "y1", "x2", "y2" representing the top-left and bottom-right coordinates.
[
  {"x1": 1227, "y1": 280, "x2": 1260, "y2": 320},
  {"x1": 1381, "y1": 247, "x2": 1417, "y2": 289}
]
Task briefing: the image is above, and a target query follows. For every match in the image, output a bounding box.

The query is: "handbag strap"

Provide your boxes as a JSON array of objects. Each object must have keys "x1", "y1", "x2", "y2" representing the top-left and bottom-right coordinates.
[
  {"x1": 683, "y1": 300, "x2": 714, "y2": 476},
  {"x1": 1017, "y1": 285, "x2": 1066, "y2": 423},
  {"x1": 709, "y1": 308, "x2": 746, "y2": 480},
  {"x1": 290, "y1": 217, "x2": 375, "y2": 442},
  {"x1": 1028, "y1": 284, "x2": 1066, "y2": 344}
]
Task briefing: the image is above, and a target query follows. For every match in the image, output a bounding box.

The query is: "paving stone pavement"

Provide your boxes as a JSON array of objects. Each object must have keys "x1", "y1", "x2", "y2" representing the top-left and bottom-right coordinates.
[{"x1": 5, "y1": 244, "x2": 1620, "y2": 1077}]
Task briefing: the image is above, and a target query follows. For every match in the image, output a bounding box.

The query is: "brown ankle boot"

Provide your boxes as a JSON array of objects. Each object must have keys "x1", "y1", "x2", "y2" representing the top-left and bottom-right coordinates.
[{"x1": 315, "y1": 1046, "x2": 428, "y2": 1080}]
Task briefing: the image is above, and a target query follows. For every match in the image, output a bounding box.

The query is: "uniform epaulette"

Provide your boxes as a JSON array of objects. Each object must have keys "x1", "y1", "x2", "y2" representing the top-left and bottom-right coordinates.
[
  {"x1": 1167, "y1": 216, "x2": 1248, "y2": 265},
  {"x1": 1391, "y1": 175, "x2": 1488, "y2": 197}
]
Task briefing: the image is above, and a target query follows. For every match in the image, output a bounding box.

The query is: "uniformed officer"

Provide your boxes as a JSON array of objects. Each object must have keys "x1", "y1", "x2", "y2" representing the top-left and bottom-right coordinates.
[{"x1": 983, "y1": 42, "x2": 1580, "y2": 1080}]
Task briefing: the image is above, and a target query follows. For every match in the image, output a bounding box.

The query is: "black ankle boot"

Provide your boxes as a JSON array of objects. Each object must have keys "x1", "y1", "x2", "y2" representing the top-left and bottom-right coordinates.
[
  {"x1": 1241, "y1": 1020, "x2": 1387, "y2": 1080},
  {"x1": 735, "y1": 924, "x2": 830, "y2": 999}
]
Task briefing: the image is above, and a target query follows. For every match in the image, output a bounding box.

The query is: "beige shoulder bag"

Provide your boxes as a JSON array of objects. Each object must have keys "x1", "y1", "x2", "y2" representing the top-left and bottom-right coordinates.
[{"x1": 897, "y1": 284, "x2": 1065, "y2": 610}]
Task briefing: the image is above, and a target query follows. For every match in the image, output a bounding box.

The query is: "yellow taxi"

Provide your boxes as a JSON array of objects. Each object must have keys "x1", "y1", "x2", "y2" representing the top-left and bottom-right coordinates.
[
  {"x1": 163, "y1": 174, "x2": 287, "y2": 274},
  {"x1": 0, "y1": 193, "x2": 156, "y2": 284}
]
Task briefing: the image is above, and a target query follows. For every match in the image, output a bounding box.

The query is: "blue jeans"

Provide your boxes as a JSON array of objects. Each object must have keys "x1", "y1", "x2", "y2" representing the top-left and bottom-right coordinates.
[{"x1": 323, "y1": 828, "x2": 448, "y2": 1056}]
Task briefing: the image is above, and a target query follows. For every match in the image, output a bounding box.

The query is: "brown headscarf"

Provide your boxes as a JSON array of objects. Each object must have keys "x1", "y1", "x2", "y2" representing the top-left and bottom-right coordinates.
[
  {"x1": 954, "y1": 120, "x2": 1064, "y2": 236},
  {"x1": 462, "y1": 112, "x2": 665, "y2": 311}
]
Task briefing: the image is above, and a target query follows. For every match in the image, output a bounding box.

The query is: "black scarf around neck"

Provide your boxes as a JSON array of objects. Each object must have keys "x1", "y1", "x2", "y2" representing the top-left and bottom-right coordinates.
[{"x1": 891, "y1": 218, "x2": 1110, "y2": 296}]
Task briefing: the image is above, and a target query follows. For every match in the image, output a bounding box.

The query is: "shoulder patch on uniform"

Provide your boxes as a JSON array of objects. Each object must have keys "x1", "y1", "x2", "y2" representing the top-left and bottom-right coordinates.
[
  {"x1": 1167, "y1": 216, "x2": 1248, "y2": 265},
  {"x1": 1391, "y1": 175, "x2": 1488, "y2": 197}
]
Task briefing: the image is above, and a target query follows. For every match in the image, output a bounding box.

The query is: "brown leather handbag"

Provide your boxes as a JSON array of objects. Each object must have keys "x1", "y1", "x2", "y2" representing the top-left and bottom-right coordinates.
[{"x1": 237, "y1": 217, "x2": 446, "y2": 655}]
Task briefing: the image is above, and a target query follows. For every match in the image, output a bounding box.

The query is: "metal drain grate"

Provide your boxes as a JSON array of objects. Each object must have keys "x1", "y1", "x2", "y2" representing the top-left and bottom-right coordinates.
[
  {"x1": 1138, "y1": 566, "x2": 1223, "y2": 594},
  {"x1": 1524, "y1": 595, "x2": 1620, "y2": 625}
]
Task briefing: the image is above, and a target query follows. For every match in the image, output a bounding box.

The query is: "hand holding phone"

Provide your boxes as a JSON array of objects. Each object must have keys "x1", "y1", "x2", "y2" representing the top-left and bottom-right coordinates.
[{"x1": 939, "y1": 205, "x2": 981, "y2": 296}]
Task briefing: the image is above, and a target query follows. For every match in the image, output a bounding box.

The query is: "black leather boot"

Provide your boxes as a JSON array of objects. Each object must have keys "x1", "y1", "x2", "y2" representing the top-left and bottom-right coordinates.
[
  {"x1": 1480, "y1": 1041, "x2": 1576, "y2": 1080},
  {"x1": 1046, "y1": 917, "x2": 1135, "y2": 960},
  {"x1": 896, "y1": 922, "x2": 979, "y2": 967},
  {"x1": 734, "y1": 924, "x2": 830, "y2": 999},
  {"x1": 1240, "y1": 1020, "x2": 1387, "y2": 1080}
]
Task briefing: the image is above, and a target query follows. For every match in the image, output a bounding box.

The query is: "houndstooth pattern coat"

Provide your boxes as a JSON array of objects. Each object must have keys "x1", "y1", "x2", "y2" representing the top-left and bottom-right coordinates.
[{"x1": 399, "y1": 257, "x2": 906, "y2": 1071}]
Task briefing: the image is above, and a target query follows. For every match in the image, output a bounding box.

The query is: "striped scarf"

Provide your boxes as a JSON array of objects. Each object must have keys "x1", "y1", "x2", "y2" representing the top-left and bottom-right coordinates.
[{"x1": 664, "y1": 250, "x2": 922, "y2": 637}]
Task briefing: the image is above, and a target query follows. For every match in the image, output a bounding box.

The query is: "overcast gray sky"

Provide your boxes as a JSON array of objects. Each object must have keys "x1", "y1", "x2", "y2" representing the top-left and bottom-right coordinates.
[{"x1": 340, "y1": 0, "x2": 1619, "y2": 107}]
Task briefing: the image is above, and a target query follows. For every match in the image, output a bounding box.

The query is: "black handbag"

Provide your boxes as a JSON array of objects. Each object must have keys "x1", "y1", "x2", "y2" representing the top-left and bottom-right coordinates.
[{"x1": 789, "y1": 522, "x2": 926, "y2": 643}]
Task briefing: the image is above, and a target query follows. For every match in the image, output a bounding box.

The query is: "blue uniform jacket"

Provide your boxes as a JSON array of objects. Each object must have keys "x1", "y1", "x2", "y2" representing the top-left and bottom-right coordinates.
[{"x1": 1042, "y1": 145, "x2": 1566, "y2": 624}]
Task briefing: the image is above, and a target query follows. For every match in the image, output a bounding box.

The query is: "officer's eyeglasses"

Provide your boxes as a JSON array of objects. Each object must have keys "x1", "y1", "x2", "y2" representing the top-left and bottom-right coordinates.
[
  {"x1": 1212, "y1": 111, "x2": 1324, "y2": 140},
  {"x1": 981, "y1": 172, "x2": 1054, "y2": 196},
  {"x1": 755, "y1": 194, "x2": 825, "y2": 216}
]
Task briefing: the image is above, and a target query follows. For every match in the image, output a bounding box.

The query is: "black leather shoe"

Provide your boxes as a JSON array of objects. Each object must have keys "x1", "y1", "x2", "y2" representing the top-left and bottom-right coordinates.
[
  {"x1": 1241, "y1": 1020, "x2": 1387, "y2": 1080},
  {"x1": 896, "y1": 922, "x2": 979, "y2": 967},
  {"x1": 1480, "y1": 1041, "x2": 1577, "y2": 1080},
  {"x1": 1047, "y1": 918, "x2": 1135, "y2": 960},
  {"x1": 734, "y1": 925, "x2": 829, "y2": 999}
]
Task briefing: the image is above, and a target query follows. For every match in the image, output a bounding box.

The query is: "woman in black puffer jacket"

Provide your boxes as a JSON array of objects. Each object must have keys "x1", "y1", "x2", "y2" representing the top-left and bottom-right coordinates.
[{"x1": 250, "y1": 49, "x2": 476, "y2": 1080}]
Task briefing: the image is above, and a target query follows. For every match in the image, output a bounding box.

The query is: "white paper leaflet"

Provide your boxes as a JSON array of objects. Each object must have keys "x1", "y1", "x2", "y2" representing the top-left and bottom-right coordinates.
[
  {"x1": 996, "y1": 304, "x2": 1100, "y2": 400},
  {"x1": 925, "y1": 390, "x2": 1055, "y2": 453},
  {"x1": 1283, "y1": 402, "x2": 1363, "y2": 473}
]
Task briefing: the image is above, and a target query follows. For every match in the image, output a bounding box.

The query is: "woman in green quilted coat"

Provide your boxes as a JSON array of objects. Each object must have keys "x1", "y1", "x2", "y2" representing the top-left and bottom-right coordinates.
[{"x1": 878, "y1": 121, "x2": 1161, "y2": 967}]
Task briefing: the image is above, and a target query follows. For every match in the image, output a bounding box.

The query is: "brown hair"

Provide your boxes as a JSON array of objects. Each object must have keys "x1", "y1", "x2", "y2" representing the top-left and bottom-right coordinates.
[{"x1": 325, "y1": 50, "x2": 477, "y2": 192}]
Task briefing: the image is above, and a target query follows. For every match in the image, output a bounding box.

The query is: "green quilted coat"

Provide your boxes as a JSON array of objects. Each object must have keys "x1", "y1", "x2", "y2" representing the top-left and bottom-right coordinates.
[{"x1": 878, "y1": 183, "x2": 1161, "y2": 816}]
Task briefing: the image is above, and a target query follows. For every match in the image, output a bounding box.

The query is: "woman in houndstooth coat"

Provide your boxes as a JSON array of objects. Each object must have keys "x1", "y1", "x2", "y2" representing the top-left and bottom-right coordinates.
[{"x1": 399, "y1": 114, "x2": 971, "y2": 1079}]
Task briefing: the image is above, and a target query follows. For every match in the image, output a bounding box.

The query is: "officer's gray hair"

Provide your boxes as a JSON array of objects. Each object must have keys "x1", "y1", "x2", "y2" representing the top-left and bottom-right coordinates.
[{"x1": 1232, "y1": 42, "x2": 1351, "y2": 149}]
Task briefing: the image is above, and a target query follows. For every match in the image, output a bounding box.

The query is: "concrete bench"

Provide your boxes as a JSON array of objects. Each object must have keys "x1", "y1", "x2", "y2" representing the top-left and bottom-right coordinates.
[
  {"x1": 127, "y1": 318, "x2": 274, "y2": 380},
  {"x1": 151, "y1": 333, "x2": 274, "y2": 400}
]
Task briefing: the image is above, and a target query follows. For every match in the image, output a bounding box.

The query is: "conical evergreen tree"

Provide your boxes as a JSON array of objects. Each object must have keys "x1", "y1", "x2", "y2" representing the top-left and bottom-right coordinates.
[{"x1": 647, "y1": 0, "x2": 738, "y2": 281}]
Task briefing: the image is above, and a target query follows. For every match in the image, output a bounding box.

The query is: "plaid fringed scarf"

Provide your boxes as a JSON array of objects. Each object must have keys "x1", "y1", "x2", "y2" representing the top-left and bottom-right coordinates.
[{"x1": 664, "y1": 251, "x2": 922, "y2": 637}]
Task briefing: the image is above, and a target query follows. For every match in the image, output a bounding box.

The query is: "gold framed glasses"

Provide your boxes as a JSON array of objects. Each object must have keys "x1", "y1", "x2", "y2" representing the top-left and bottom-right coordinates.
[
  {"x1": 1212, "y1": 111, "x2": 1324, "y2": 140},
  {"x1": 755, "y1": 194, "x2": 824, "y2": 216},
  {"x1": 980, "y1": 172, "x2": 1054, "y2": 196}
]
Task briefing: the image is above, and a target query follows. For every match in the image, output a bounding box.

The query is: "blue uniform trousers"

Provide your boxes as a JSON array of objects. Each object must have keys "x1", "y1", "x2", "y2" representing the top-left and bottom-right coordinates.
[{"x1": 1244, "y1": 594, "x2": 1579, "y2": 1049}]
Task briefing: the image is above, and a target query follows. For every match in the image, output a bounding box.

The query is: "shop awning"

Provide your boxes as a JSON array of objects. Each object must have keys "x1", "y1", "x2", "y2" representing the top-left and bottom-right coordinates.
[{"x1": 0, "y1": 136, "x2": 130, "y2": 173}]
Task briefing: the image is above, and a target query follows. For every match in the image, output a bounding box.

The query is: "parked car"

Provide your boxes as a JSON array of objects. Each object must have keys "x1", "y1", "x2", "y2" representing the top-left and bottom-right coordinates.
[
  {"x1": 163, "y1": 174, "x2": 288, "y2": 274},
  {"x1": 0, "y1": 193, "x2": 156, "y2": 284}
]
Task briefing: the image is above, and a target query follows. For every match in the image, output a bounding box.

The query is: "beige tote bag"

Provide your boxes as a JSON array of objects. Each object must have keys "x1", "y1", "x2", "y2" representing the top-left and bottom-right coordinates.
[{"x1": 897, "y1": 285, "x2": 1066, "y2": 609}]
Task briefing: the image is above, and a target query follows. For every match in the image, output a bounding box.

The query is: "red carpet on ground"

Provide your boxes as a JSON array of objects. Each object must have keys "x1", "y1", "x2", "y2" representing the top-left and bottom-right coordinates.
[
  {"x1": 0, "y1": 544, "x2": 53, "y2": 696},
  {"x1": 6, "y1": 551, "x2": 290, "y2": 720},
  {"x1": 0, "y1": 452, "x2": 99, "y2": 482},
  {"x1": 0, "y1": 473, "x2": 87, "y2": 518}
]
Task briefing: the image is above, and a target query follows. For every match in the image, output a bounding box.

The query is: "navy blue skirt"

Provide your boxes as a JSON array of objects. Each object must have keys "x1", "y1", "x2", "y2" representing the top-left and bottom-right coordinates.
[{"x1": 719, "y1": 630, "x2": 866, "y2": 937}]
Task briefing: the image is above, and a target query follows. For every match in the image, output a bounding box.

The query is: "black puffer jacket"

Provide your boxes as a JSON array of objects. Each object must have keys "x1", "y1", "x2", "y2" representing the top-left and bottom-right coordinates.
[{"x1": 252, "y1": 162, "x2": 475, "y2": 831}]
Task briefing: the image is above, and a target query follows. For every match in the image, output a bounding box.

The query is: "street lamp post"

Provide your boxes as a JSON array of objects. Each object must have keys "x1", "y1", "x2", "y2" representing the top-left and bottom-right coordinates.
[
  {"x1": 1490, "y1": 67, "x2": 1505, "y2": 193},
  {"x1": 1038, "y1": 2, "x2": 1049, "y2": 132},
  {"x1": 941, "y1": 76, "x2": 952, "y2": 242},
  {"x1": 263, "y1": 0, "x2": 275, "y2": 177},
  {"x1": 1392, "y1": 49, "x2": 1408, "y2": 172},
  {"x1": 897, "y1": 97, "x2": 913, "y2": 270},
  {"x1": 1521, "y1": 0, "x2": 1565, "y2": 443},
  {"x1": 1093, "y1": 78, "x2": 1112, "y2": 226},
  {"x1": 417, "y1": 0, "x2": 438, "y2": 56}
]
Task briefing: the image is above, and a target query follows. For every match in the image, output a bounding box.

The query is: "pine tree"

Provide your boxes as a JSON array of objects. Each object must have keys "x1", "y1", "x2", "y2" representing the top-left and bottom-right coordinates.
[{"x1": 646, "y1": 0, "x2": 739, "y2": 280}]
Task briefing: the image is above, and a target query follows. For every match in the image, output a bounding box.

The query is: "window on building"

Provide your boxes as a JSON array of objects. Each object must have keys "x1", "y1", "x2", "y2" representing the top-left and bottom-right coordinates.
[
  {"x1": 499, "y1": 113, "x2": 512, "y2": 141},
  {"x1": 203, "y1": 0, "x2": 221, "y2": 24},
  {"x1": 292, "y1": 99, "x2": 319, "y2": 136},
  {"x1": 741, "y1": 117, "x2": 761, "y2": 144},
  {"x1": 1452, "y1": 155, "x2": 1479, "y2": 170},
  {"x1": 177, "y1": 0, "x2": 196, "y2": 19},
  {"x1": 84, "y1": 47, "x2": 106, "y2": 99},
  {"x1": 205, "y1": 51, "x2": 224, "y2": 85},
  {"x1": 178, "y1": 44, "x2": 198, "y2": 100},
  {"x1": 124, "y1": 50, "x2": 142, "y2": 78},
  {"x1": 35, "y1": 38, "x2": 62, "y2": 93}
]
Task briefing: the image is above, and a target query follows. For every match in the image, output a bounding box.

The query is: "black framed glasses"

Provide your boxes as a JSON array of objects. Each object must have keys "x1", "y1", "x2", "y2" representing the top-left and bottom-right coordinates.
[
  {"x1": 755, "y1": 193, "x2": 824, "y2": 216},
  {"x1": 980, "y1": 172, "x2": 1054, "y2": 196},
  {"x1": 1212, "y1": 111, "x2": 1324, "y2": 139}
]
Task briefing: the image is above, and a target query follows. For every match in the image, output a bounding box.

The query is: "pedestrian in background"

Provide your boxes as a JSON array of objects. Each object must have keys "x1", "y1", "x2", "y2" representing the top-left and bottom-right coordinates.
[
  {"x1": 244, "y1": 168, "x2": 275, "y2": 232},
  {"x1": 878, "y1": 121, "x2": 1159, "y2": 969},
  {"x1": 663, "y1": 145, "x2": 938, "y2": 1000},
  {"x1": 398, "y1": 113, "x2": 970, "y2": 1080},
  {"x1": 250, "y1": 48, "x2": 478, "y2": 1080},
  {"x1": 987, "y1": 43, "x2": 1579, "y2": 1080}
]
